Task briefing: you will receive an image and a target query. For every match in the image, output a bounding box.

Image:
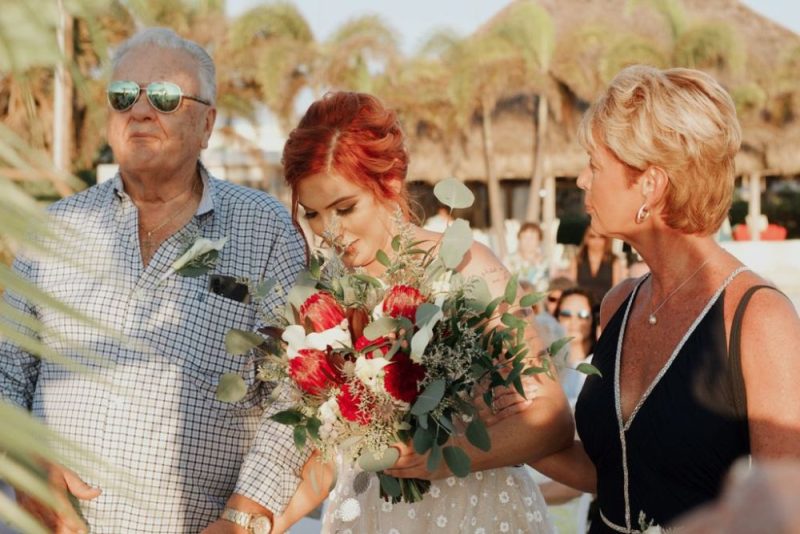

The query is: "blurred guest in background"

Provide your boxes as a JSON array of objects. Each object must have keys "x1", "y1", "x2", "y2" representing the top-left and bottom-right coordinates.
[
  {"x1": 569, "y1": 226, "x2": 625, "y2": 307},
  {"x1": 507, "y1": 222, "x2": 550, "y2": 291}
]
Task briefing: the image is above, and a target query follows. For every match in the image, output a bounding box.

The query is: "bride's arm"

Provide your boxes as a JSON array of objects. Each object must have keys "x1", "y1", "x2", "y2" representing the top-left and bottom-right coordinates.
[
  {"x1": 386, "y1": 243, "x2": 574, "y2": 478},
  {"x1": 271, "y1": 451, "x2": 334, "y2": 534},
  {"x1": 532, "y1": 440, "x2": 597, "y2": 493}
]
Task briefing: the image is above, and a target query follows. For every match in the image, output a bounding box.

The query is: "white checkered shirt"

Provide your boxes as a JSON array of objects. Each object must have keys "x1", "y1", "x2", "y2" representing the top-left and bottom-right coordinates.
[{"x1": 0, "y1": 166, "x2": 309, "y2": 532}]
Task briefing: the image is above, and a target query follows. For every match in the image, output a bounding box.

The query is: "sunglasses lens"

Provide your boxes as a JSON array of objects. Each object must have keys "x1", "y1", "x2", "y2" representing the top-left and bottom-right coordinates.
[
  {"x1": 146, "y1": 82, "x2": 182, "y2": 112},
  {"x1": 107, "y1": 81, "x2": 140, "y2": 111},
  {"x1": 559, "y1": 310, "x2": 591, "y2": 320}
]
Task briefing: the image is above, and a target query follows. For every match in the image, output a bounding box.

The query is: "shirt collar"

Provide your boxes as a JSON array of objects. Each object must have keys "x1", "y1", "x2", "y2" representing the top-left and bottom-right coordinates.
[{"x1": 112, "y1": 161, "x2": 216, "y2": 216}]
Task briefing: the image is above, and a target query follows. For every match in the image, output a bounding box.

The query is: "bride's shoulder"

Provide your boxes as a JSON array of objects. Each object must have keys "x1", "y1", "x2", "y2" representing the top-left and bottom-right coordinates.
[{"x1": 459, "y1": 241, "x2": 510, "y2": 286}]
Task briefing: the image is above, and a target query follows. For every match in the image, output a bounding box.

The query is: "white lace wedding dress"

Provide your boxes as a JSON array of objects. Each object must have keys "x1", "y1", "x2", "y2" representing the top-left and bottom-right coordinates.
[{"x1": 321, "y1": 458, "x2": 554, "y2": 534}]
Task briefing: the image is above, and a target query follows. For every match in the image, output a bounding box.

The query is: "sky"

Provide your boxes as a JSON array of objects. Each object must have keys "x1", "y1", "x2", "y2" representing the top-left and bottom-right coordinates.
[{"x1": 227, "y1": 0, "x2": 800, "y2": 53}]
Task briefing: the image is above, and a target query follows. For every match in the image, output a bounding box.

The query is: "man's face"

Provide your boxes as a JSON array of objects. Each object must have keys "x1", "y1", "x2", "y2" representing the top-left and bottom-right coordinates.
[{"x1": 106, "y1": 45, "x2": 216, "y2": 179}]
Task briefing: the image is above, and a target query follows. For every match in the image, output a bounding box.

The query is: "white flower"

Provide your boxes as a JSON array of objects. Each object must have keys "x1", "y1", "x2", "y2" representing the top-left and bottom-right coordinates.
[
  {"x1": 499, "y1": 522, "x2": 509, "y2": 532},
  {"x1": 407, "y1": 509, "x2": 416, "y2": 519},
  {"x1": 160, "y1": 236, "x2": 227, "y2": 281},
  {"x1": 499, "y1": 491, "x2": 510, "y2": 504},
  {"x1": 429, "y1": 486, "x2": 441, "y2": 498},
  {"x1": 388, "y1": 530, "x2": 399, "y2": 534},
  {"x1": 282, "y1": 322, "x2": 352, "y2": 359},
  {"x1": 446, "y1": 476, "x2": 456, "y2": 487},
  {"x1": 533, "y1": 510, "x2": 543, "y2": 522},
  {"x1": 475, "y1": 472, "x2": 483, "y2": 480},
  {"x1": 354, "y1": 355, "x2": 392, "y2": 392},
  {"x1": 526, "y1": 512, "x2": 535, "y2": 522},
  {"x1": 436, "y1": 516, "x2": 447, "y2": 528},
  {"x1": 474, "y1": 528, "x2": 485, "y2": 534},
  {"x1": 523, "y1": 496, "x2": 532, "y2": 506},
  {"x1": 506, "y1": 475, "x2": 516, "y2": 486},
  {"x1": 318, "y1": 397, "x2": 341, "y2": 426},
  {"x1": 470, "y1": 495, "x2": 478, "y2": 506},
  {"x1": 382, "y1": 502, "x2": 394, "y2": 513},
  {"x1": 339, "y1": 498, "x2": 361, "y2": 522}
]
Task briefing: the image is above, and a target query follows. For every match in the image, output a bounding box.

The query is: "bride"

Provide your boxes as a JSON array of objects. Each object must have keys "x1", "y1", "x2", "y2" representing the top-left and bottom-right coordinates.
[{"x1": 272, "y1": 91, "x2": 572, "y2": 534}]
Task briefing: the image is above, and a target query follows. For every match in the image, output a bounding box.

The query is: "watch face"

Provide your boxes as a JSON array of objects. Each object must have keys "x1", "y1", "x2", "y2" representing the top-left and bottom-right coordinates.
[{"x1": 251, "y1": 516, "x2": 272, "y2": 534}]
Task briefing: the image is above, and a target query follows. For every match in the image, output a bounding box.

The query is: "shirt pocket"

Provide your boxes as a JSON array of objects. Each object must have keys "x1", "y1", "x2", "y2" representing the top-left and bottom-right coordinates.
[{"x1": 172, "y1": 287, "x2": 261, "y2": 408}]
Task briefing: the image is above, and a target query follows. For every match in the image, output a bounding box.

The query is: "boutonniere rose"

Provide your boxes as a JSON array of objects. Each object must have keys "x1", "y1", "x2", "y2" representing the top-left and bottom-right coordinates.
[{"x1": 160, "y1": 236, "x2": 227, "y2": 281}]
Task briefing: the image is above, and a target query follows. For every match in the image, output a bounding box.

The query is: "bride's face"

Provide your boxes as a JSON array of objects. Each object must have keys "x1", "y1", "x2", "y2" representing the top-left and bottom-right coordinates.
[{"x1": 297, "y1": 171, "x2": 395, "y2": 273}]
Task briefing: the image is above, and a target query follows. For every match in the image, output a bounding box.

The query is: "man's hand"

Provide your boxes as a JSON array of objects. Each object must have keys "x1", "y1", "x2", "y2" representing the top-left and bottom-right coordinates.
[
  {"x1": 202, "y1": 494, "x2": 273, "y2": 534},
  {"x1": 16, "y1": 463, "x2": 100, "y2": 534}
]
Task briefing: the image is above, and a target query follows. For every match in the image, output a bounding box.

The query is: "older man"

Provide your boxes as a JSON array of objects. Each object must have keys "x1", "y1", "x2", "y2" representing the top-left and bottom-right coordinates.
[{"x1": 1, "y1": 28, "x2": 307, "y2": 532}]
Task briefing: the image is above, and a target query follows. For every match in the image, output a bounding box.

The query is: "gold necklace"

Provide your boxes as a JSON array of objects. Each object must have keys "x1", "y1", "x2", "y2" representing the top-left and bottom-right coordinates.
[
  {"x1": 139, "y1": 181, "x2": 199, "y2": 255},
  {"x1": 647, "y1": 258, "x2": 711, "y2": 326}
]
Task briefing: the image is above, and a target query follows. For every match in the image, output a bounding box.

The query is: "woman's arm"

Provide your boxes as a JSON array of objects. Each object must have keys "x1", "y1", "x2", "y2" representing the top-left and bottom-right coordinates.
[
  {"x1": 271, "y1": 452, "x2": 334, "y2": 534},
  {"x1": 531, "y1": 440, "x2": 597, "y2": 493},
  {"x1": 739, "y1": 287, "x2": 800, "y2": 458}
]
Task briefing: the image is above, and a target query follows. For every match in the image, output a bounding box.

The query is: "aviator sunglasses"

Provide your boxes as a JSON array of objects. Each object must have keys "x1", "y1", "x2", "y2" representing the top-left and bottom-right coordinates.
[{"x1": 107, "y1": 80, "x2": 211, "y2": 114}]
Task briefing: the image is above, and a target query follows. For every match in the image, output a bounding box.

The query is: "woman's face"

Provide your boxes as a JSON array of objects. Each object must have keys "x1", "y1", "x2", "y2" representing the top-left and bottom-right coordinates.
[
  {"x1": 297, "y1": 171, "x2": 395, "y2": 274},
  {"x1": 517, "y1": 229, "x2": 541, "y2": 256},
  {"x1": 546, "y1": 289, "x2": 562, "y2": 316},
  {"x1": 557, "y1": 293, "x2": 593, "y2": 343},
  {"x1": 584, "y1": 230, "x2": 607, "y2": 254},
  {"x1": 576, "y1": 142, "x2": 642, "y2": 239}
]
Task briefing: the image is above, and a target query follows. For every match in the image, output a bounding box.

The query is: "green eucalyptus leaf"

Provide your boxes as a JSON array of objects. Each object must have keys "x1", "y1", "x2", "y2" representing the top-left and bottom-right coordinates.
[
  {"x1": 413, "y1": 426, "x2": 435, "y2": 454},
  {"x1": 352, "y1": 273, "x2": 383, "y2": 287},
  {"x1": 391, "y1": 235, "x2": 401, "y2": 252},
  {"x1": 548, "y1": 337, "x2": 574, "y2": 358},
  {"x1": 418, "y1": 413, "x2": 429, "y2": 430},
  {"x1": 504, "y1": 274, "x2": 518, "y2": 304},
  {"x1": 439, "y1": 219, "x2": 472, "y2": 269},
  {"x1": 443, "y1": 446, "x2": 471, "y2": 477},
  {"x1": 576, "y1": 362, "x2": 603, "y2": 377},
  {"x1": 358, "y1": 447, "x2": 400, "y2": 472},
  {"x1": 270, "y1": 409, "x2": 304, "y2": 425},
  {"x1": 253, "y1": 278, "x2": 277, "y2": 300},
  {"x1": 215, "y1": 373, "x2": 247, "y2": 403},
  {"x1": 433, "y1": 177, "x2": 475, "y2": 209},
  {"x1": 308, "y1": 255, "x2": 323, "y2": 279},
  {"x1": 306, "y1": 417, "x2": 322, "y2": 441},
  {"x1": 224, "y1": 329, "x2": 265, "y2": 355},
  {"x1": 376, "y1": 249, "x2": 391, "y2": 267},
  {"x1": 415, "y1": 302, "x2": 441, "y2": 327},
  {"x1": 378, "y1": 473, "x2": 402, "y2": 497},
  {"x1": 466, "y1": 419, "x2": 491, "y2": 452},
  {"x1": 293, "y1": 426, "x2": 307, "y2": 449},
  {"x1": 501, "y1": 313, "x2": 527, "y2": 330},
  {"x1": 520, "y1": 292, "x2": 546, "y2": 307},
  {"x1": 427, "y1": 444, "x2": 442, "y2": 472},
  {"x1": 410, "y1": 379, "x2": 446, "y2": 415},
  {"x1": 364, "y1": 317, "x2": 400, "y2": 340},
  {"x1": 465, "y1": 278, "x2": 492, "y2": 310}
]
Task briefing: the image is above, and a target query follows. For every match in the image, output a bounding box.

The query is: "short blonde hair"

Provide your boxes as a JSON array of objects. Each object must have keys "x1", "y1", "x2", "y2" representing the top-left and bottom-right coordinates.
[{"x1": 578, "y1": 65, "x2": 741, "y2": 235}]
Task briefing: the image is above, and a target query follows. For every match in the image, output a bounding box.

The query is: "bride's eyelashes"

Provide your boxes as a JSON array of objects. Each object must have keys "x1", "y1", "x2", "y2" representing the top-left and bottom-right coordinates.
[{"x1": 303, "y1": 204, "x2": 356, "y2": 220}]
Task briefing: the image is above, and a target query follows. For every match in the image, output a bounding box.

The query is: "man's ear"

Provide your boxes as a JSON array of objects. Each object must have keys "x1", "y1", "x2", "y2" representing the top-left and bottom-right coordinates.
[{"x1": 201, "y1": 106, "x2": 217, "y2": 149}]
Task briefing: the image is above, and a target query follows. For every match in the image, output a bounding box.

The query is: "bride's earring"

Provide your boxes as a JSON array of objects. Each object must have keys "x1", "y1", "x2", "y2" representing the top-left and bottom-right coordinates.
[{"x1": 635, "y1": 203, "x2": 650, "y2": 224}]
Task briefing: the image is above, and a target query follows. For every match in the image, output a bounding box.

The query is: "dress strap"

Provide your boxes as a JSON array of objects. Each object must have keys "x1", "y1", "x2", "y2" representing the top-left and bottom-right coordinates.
[{"x1": 728, "y1": 284, "x2": 782, "y2": 420}]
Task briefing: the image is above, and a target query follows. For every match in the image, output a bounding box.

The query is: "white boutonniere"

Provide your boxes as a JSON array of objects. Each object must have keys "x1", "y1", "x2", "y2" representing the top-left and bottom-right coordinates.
[{"x1": 160, "y1": 236, "x2": 228, "y2": 281}]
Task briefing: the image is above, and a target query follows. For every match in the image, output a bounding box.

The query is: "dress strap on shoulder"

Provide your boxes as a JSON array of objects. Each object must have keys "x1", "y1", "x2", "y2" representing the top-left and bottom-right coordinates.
[{"x1": 728, "y1": 283, "x2": 782, "y2": 420}]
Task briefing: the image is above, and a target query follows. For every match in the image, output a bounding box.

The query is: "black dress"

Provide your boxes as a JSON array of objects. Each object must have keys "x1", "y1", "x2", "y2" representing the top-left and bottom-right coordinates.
[{"x1": 576, "y1": 268, "x2": 759, "y2": 533}]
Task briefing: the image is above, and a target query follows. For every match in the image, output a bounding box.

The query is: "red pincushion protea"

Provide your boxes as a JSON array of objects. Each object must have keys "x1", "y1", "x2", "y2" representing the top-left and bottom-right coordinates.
[
  {"x1": 355, "y1": 335, "x2": 425, "y2": 404},
  {"x1": 337, "y1": 383, "x2": 372, "y2": 425},
  {"x1": 383, "y1": 284, "x2": 427, "y2": 322},
  {"x1": 299, "y1": 292, "x2": 346, "y2": 332},
  {"x1": 289, "y1": 348, "x2": 341, "y2": 395}
]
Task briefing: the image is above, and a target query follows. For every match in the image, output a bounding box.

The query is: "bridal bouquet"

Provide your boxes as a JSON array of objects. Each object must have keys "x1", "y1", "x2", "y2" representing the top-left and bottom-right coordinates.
[{"x1": 218, "y1": 179, "x2": 579, "y2": 503}]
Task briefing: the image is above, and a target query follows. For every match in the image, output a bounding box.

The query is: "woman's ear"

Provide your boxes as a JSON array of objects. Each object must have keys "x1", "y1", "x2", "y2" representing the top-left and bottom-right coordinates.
[
  {"x1": 386, "y1": 177, "x2": 403, "y2": 196},
  {"x1": 641, "y1": 166, "x2": 669, "y2": 205}
]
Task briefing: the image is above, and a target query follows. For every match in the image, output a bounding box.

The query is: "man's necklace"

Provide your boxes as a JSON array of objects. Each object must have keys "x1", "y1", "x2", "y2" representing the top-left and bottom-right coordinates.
[
  {"x1": 139, "y1": 182, "x2": 199, "y2": 255},
  {"x1": 647, "y1": 258, "x2": 712, "y2": 326}
]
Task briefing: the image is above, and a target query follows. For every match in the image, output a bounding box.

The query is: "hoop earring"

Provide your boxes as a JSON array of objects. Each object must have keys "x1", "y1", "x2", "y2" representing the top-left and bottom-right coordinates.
[{"x1": 635, "y1": 203, "x2": 650, "y2": 224}]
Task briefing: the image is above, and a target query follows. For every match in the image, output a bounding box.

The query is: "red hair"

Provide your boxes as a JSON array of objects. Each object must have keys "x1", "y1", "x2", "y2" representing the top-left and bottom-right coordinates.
[{"x1": 282, "y1": 92, "x2": 410, "y2": 226}]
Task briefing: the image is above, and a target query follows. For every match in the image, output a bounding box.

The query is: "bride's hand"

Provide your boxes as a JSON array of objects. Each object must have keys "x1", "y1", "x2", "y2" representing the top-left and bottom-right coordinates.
[{"x1": 383, "y1": 442, "x2": 450, "y2": 481}]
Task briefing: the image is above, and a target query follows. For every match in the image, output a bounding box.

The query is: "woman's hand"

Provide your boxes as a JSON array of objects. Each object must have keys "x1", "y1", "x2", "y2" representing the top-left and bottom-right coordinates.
[
  {"x1": 478, "y1": 381, "x2": 539, "y2": 427},
  {"x1": 383, "y1": 442, "x2": 451, "y2": 480}
]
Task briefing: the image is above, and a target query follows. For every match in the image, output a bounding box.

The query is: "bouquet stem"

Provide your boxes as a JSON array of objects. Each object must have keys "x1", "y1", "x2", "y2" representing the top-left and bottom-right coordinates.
[{"x1": 377, "y1": 473, "x2": 431, "y2": 504}]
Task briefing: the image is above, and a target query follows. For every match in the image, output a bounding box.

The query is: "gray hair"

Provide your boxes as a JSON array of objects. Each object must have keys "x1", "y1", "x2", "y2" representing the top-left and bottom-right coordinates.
[{"x1": 111, "y1": 27, "x2": 216, "y2": 104}]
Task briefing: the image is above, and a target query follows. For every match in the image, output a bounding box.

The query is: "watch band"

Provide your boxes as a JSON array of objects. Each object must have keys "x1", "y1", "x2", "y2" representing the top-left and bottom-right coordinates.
[
  {"x1": 221, "y1": 507, "x2": 273, "y2": 533},
  {"x1": 221, "y1": 508, "x2": 252, "y2": 529}
]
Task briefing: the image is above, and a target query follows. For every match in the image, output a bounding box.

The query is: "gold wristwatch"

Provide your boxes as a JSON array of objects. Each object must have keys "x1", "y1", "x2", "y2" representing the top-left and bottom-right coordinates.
[{"x1": 221, "y1": 507, "x2": 273, "y2": 534}]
